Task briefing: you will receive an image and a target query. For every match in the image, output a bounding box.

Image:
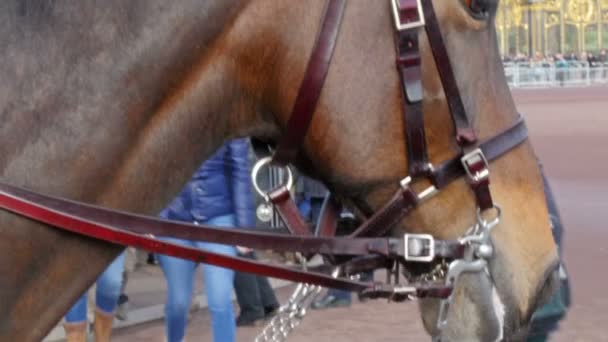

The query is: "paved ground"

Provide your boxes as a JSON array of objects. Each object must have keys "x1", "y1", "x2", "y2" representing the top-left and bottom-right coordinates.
[{"x1": 111, "y1": 86, "x2": 608, "y2": 341}]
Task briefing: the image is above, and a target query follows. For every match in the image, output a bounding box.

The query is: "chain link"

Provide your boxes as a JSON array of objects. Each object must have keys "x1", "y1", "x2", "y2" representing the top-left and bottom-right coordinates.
[
  {"x1": 413, "y1": 260, "x2": 448, "y2": 284},
  {"x1": 254, "y1": 258, "x2": 337, "y2": 342},
  {"x1": 254, "y1": 282, "x2": 323, "y2": 342}
]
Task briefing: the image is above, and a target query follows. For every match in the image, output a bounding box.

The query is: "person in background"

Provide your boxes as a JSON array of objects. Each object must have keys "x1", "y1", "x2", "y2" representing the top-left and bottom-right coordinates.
[
  {"x1": 600, "y1": 49, "x2": 608, "y2": 78},
  {"x1": 115, "y1": 247, "x2": 156, "y2": 322},
  {"x1": 587, "y1": 52, "x2": 598, "y2": 67},
  {"x1": 233, "y1": 249, "x2": 280, "y2": 326},
  {"x1": 115, "y1": 271, "x2": 130, "y2": 321},
  {"x1": 296, "y1": 176, "x2": 329, "y2": 225},
  {"x1": 294, "y1": 176, "x2": 369, "y2": 309},
  {"x1": 158, "y1": 138, "x2": 254, "y2": 342},
  {"x1": 62, "y1": 253, "x2": 125, "y2": 342},
  {"x1": 311, "y1": 208, "x2": 373, "y2": 309},
  {"x1": 554, "y1": 53, "x2": 568, "y2": 87}
]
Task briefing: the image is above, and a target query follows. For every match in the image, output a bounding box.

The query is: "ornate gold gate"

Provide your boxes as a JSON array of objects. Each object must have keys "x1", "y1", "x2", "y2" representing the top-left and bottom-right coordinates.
[{"x1": 496, "y1": 0, "x2": 608, "y2": 56}]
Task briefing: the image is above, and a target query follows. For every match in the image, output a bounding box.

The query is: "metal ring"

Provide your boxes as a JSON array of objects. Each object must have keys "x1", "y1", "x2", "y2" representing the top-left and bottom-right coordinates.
[
  {"x1": 476, "y1": 204, "x2": 502, "y2": 229},
  {"x1": 331, "y1": 267, "x2": 341, "y2": 278},
  {"x1": 251, "y1": 156, "x2": 294, "y2": 201}
]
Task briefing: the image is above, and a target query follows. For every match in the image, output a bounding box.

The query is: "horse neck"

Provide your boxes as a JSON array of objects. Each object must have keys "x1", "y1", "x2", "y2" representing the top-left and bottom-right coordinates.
[
  {"x1": 0, "y1": 2, "x2": 276, "y2": 340},
  {"x1": 0, "y1": 0, "x2": 317, "y2": 232},
  {"x1": 92, "y1": 1, "x2": 326, "y2": 214},
  {"x1": 1, "y1": 0, "x2": 265, "y2": 211}
]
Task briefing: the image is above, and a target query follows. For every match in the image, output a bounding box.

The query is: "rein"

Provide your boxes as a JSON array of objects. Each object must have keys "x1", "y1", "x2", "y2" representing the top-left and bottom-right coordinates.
[{"x1": 0, "y1": 0, "x2": 526, "y2": 340}]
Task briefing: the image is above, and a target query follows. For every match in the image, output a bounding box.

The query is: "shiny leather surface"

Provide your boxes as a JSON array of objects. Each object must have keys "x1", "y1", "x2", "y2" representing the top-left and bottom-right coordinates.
[{"x1": 272, "y1": 0, "x2": 347, "y2": 165}]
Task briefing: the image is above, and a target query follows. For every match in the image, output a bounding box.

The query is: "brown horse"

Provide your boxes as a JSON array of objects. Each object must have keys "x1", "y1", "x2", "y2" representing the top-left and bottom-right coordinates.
[{"x1": 0, "y1": 1, "x2": 557, "y2": 341}]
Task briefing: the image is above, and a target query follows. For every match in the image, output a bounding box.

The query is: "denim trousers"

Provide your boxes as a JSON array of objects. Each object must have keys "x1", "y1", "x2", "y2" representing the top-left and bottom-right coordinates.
[
  {"x1": 158, "y1": 214, "x2": 237, "y2": 342},
  {"x1": 65, "y1": 252, "x2": 126, "y2": 322},
  {"x1": 234, "y1": 252, "x2": 279, "y2": 319}
]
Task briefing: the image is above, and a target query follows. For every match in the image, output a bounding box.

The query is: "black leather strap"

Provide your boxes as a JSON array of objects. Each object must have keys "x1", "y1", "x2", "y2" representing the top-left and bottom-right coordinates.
[
  {"x1": 0, "y1": 181, "x2": 455, "y2": 299},
  {"x1": 433, "y1": 117, "x2": 528, "y2": 189},
  {"x1": 272, "y1": 0, "x2": 347, "y2": 166},
  {"x1": 396, "y1": 27, "x2": 431, "y2": 178},
  {"x1": 422, "y1": 0, "x2": 477, "y2": 146}
]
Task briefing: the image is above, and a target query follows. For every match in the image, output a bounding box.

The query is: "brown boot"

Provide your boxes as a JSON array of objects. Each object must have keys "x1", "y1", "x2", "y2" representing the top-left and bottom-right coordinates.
[
  {"x1": 93, "y1": 308, "x2": 114, "y2": 342},
  {"x1": 63, "y1": 321, "x2": 87, "y2": 342}
]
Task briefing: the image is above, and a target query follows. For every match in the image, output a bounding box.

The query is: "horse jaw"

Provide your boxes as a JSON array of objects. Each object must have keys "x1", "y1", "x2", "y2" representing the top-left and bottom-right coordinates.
[{"x1": 418, "y1": 273, "x2": 505, "y2": 342}]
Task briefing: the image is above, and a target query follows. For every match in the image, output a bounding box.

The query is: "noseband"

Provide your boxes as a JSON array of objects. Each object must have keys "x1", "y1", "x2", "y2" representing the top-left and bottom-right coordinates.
[{"x1": 0, "y1": 1, "x2": 526, "y2": 341}]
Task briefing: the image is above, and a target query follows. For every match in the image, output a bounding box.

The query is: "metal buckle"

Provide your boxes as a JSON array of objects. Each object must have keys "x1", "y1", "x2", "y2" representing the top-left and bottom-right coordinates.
[
  {"x1": 460, "y1": 148, "x2": 490, "y2": 183},
  {"x1": 400, "y1": 173, "x2": 438, "y2": 202},
  {"x1": 391, "y1": 0, "x2": 426, "y2": 31},
  {"x1": 404, "y1": 233, "x2": 435, "y2": 262},
  {"x1": 388, "y1": 285, "x2": 418, "y2": 302}
]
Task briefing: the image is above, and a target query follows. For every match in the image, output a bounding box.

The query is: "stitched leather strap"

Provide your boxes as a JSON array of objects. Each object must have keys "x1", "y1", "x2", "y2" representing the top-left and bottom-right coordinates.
[
  {"x1": 396, "y1": 1, "x2": 431, "y2": 178},
  {"x1": 0, "y1": 182, "x2": 464, "y2": 260},
  {"x1": 269, "y1": 186, "x2": 312, "y2": 236},
  {"x1": 0, "y1": 182, "x2": 454, "y2": 299},
  {"x1": 272, "y1": 0, "x2": 347, "y2": 165},
  {"x1": 350, "y1": 116, "x2": 528, "y2": 238},
  {"x1": 349, "y1": 186, "x2": 418, "y2": 237},
  {"x1": 315, "y1": 194, "x2": 341, "y2": 237},
  {"x1": 421, "y1": 0, "x2": 476, "y2": 146},
  {"x1": 396, "y1": 30, "x2": 431, "y2": 177},
  {"x1": 433, "y1": 117, "x2": 528, "y2": 189},
  {"x1": 310, "y1": 255, "x2": 396, "y2": 277},
  {"x1": 0, "y1": 183, "x2": 380, "y2": 292}
]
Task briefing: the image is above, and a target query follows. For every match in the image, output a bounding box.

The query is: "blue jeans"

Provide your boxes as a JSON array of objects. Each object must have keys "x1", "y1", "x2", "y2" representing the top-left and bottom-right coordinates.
[
  {"x1": 65, "y1": 252, "x2": 126, "y2": 323},
  {"x1": 158, "y1": 214, "x2": 237, "y2": 342},
  {"x1": 327, "y1": 288, "x2": 351, "y2": 301},
  {"x1": 297, "y1": 197, "x2": 324, "y2": 226}
]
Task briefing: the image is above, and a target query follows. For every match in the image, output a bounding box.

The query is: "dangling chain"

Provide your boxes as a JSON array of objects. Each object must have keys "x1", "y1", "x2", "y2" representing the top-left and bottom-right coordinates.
[
  {"x1": 254, "y1": 282, "x2": 323, "y2": 342},
  {"x1": 412, "y1": 260, "x2": 449, "y2": 284},
  {"x1": 254, "y1": 258, "x2": 338, "y2": 342}
]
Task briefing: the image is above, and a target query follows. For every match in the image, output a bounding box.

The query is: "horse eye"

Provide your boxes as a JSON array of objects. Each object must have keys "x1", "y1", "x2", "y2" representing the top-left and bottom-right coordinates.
[{"x1": 463, "y1": 0, "x2": 492, "y2": 19}]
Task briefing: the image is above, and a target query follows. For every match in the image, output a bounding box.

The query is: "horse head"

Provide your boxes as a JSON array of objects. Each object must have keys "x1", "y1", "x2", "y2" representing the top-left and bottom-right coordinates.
[
  {"x1": 0, "y1": 1, "x2": 557, "y2": 340},
  {"x1": 230, "y1": 0, "x2": 559, "y2": 340}
]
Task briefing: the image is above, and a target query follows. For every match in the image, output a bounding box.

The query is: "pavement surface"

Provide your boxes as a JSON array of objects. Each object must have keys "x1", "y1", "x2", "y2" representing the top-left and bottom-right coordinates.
[{"x1": 105, "y1": 86, "x2": 608, "y2": 341}]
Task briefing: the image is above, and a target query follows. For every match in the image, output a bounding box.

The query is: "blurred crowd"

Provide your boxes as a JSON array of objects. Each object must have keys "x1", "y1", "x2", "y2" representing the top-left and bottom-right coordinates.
[
  {"x1": 501, "y1": 50, "x2": 608, "y2": 86},
  {"x1": 503, "y1": 49, "x2": 608, "y2": 68}
]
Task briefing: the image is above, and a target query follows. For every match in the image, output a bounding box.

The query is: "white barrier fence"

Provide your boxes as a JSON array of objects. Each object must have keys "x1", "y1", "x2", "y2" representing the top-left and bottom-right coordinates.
[{"x1": 504, "y1": 63, "x2": 608, "y2": 88}]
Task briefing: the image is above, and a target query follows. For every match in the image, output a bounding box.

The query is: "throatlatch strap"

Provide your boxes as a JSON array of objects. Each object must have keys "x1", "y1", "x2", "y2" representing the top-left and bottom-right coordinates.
[
  {"x1": 0, "y1": 181, "x2": 453, "y2": 299},
  {"x1": 272, "y1": 0, "x2": 346, "y2": 166},
  {"x1": 421, "y1": 0, "x2": 477, "y2": 146},
  {"x1": 395, "y1": 0, "x2": 432, "y2": 179}
]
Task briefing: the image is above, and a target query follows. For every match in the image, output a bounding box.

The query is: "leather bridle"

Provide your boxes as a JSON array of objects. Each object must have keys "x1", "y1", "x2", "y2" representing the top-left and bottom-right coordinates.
[
  {"x1": 256, "y1": 0, "x2": 523, "y2": 337},
  {"x1": 0, "y1": 0, "x2": 526, "y2": 339}
]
